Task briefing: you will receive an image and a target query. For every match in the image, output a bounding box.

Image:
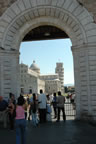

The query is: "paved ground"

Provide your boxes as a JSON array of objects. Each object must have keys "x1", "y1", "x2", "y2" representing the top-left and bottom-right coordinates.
[{"x1": 0, "y1": 119, "x2": 96, "y2": 144}]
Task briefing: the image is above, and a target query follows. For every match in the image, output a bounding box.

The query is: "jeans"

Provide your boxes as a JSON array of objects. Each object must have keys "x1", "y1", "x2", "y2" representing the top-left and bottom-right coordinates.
[
  {"x1": 9, "y1": 112, "x2": 15, "y2": 129},
  {"x1": 53, "y1": 107, "x2": 57, "y2": 118},
  {"x1": 32, "y1": 113, "x2": 38, "y2": 126},
  {"x1": 57, "y1": 107, "x2": 66, "y2": 121},
  {"x1": 39, "y1": 109, "x2": 46, "y2": 123},
  {"x1": 15, "y1": 119, "x2": 26, "y2": 144}
]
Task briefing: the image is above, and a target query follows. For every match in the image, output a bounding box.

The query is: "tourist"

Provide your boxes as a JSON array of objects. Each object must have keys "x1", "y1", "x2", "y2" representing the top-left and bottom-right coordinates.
[
  {"x1": 8, "y1": 93, "x2": 16, "y2": 130},
  {"x1": 15, "y1": 95, "x2": 26, "y2": 144},
  {"x1": 24, "y1": 99, "x2": 28, "y2": 120},
  {"x1": 27, "y1": 94, "x2": 30, "y2": 105},
  {"x1": 0, "y1": 96, "x2": 8, "y2": 128},
  {"x1": 28, "y1": 104, "x2": 31, "y2": 121},
  {"x1": 56, "y1": 91, "x2": 66, "y2": 122},
  {"x1": 0, "y1": 96, "x2": 8, "y2": 111},
  {"x1": 28, "y1": 94, "x2": 33, "y2": 121},
  {"x1": 8, "y1": 99, "x2": 15, "y2": 130},
  {"x1": 38, "y1": 89, "x2": 47, "y2": 123},
  {"x1": 8, "y1": 93, "x2": 16, "y2": 105},
  {"x1": 31, "y1": 93, "x2": 39, "y2": 126},
  {"x1": 46, "y1": 94, "x2": 52, "y2": 121},
  {"x1": 52, "y1": 93, "x2": 57, "y2": 119}
]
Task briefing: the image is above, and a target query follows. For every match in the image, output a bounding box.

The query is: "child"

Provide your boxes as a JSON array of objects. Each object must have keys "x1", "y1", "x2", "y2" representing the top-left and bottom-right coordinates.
[
  {"x1": 46, "y1": 103, "x2": 52, "y2": 121},
  {"x1": 46, "y1": 95, "x2": 52, "y2": 122}
]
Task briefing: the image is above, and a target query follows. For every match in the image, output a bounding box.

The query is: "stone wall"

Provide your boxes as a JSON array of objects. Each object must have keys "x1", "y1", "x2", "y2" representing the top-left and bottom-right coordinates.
[
  {"x1": 78, "y1": 0, "x2": 96, "y2": 21},
  {"x1": 0, "y1": 0, "x2": 96, "y2": 17},
  {"x1": 0, "y1": 0, "x2": 16, "y2": 16}
]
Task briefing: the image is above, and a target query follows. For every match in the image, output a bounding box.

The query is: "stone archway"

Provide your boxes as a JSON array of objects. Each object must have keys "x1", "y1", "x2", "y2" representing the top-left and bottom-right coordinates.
[{"x1": 0, "y1": 0, "x2": 96, "y2": 121}]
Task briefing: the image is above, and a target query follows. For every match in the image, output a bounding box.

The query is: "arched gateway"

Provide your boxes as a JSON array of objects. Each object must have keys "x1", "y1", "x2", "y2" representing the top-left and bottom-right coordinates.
[{"x1": 0, "y1": 0, "x2": 96, "y2": 122}]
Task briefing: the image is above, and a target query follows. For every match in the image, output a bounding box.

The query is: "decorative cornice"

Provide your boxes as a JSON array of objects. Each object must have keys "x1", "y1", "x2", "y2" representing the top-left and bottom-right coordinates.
[
  {"x1": 0, "y1": 47, "x2": 19, "y2": 55},
  {"x1": 71, "y1": 43, "x2": 96, "y2": 52}
]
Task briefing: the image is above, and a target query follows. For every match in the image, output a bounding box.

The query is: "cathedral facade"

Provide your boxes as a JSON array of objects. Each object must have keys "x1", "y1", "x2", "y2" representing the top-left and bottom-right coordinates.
[{"x1": 20, "y1": 61, "x2": 64, "y2": 95}]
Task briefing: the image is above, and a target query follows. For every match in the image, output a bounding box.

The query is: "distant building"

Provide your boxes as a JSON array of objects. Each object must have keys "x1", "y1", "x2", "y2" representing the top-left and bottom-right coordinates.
[
  {"x1": 55, "y1": 62, "x2": 64, "y2": 93},
  {"x1": 20, "y1": 61, "x2": 64, "y2": 94},
  {"x1": 20, "y1": 62, "x2": 45, "y2": 94},
  {"x1": 40, "y1": 74, "x2": 61, "y2": 94}
]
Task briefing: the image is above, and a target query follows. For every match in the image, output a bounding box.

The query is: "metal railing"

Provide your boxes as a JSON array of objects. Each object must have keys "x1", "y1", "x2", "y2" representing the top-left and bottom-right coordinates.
[{"x1": 64, "y1": 100, "x2": 76, "y2": 116}]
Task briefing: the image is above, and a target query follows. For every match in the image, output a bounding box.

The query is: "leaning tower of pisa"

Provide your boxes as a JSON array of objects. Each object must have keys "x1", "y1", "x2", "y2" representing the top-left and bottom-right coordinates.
[{"x1": 55, "y1": 62, "x2": 64, "y2": 93}]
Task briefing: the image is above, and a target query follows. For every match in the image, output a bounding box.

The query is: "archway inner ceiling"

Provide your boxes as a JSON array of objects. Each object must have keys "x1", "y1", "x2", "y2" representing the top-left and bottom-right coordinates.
[{"x1": 23, "y1": 25, "x2": 69, "y2": 42}]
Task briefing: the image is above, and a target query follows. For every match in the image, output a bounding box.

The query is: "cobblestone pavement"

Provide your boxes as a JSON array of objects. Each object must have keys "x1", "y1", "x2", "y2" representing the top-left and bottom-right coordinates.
[{"x1": 0, "y1": 119, "x2": 96, "y2": 144}]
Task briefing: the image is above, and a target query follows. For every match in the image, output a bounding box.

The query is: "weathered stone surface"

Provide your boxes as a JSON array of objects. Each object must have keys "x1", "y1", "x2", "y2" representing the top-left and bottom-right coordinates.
[
  {"x1": 0, "y1": 0, "x2": 16, "y2": 16},
  {"x1": 0, "y1": 0, "x2": 96, "y2": 18}
]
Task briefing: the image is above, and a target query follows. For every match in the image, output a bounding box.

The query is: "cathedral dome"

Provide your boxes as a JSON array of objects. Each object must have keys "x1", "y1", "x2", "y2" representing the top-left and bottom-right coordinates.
[{"x1": 30, "y1": 61, "x2": 40, "y2": 74}]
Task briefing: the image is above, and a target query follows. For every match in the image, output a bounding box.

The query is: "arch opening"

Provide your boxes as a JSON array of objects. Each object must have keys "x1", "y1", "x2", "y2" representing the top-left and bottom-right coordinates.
[
  {"x1": 20, "y1": 24, "x2": 75, "y2": 121},
  {"x1": 23, "y1": 25, "x2": 69, "y2": 41}
]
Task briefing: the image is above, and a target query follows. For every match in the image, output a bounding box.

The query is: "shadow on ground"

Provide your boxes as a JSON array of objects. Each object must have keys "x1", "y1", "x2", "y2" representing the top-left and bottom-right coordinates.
[{"x1": 0, "y1": 120, "x2": 96, "y2": 144}]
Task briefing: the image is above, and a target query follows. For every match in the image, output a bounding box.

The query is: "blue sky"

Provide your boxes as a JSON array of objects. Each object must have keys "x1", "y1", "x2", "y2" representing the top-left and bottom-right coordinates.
[{"x1": 20, "y1": 39, "x2": 74, "y2": 85}]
